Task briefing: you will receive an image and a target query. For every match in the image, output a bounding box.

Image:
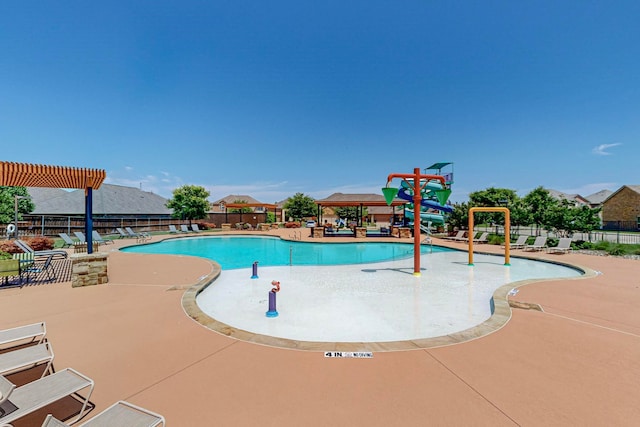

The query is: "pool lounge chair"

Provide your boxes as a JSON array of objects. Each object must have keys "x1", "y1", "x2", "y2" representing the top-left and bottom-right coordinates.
[
  {"x1": 58, "y1": 233, "x2": 77, "y2": 248},
  {"x1": 523, "y1": 236, "x2": 548, "y2": 252},
  {"x1": 504, "y1": 235, "x2": 530, "y2": 250},
  {"x1": 0, "y1": 341, "x2": 54, "y2": 378},
  {"x1": 168, "y1": 225, "x2": 179, "y2": 234},
  {"x1": 14, "y1": 240, "x2": 68, "y2": 261},
  {"x1": 92, "y1": 230, "x2": 114, "y2": 245},
  {"x1": 180, "y1": 224, "x2": 192, "y2": 233},
  {"x1": 0, "y1": 367, "x2": 94, "y2": 425},
  {"x1": 0, "y1": 322, "x2": 46, "y2": 350},
  {"x1": 125, "y1": 227, "x2": 151, "y2": 240},
  {"x1": 546, "y1": 237, "x2": 573, "y2": 254},
  {"x1": 191, "y1": 224, "x2": 202, "y2": 232},
  {"x1": 443, "y1": 230, "x2": 466, "y2": 241},
  {"x1": 24, "y1": 254, "x2": 56, "y2": 282},
  {"x1": 471, "y1": 232, "x2": 489, "y2": 244},
  {"x1": 73, "y1": 232, "x2": 87, "y2": 243},
  {"x1": 41, "y1": 400, "x2": 165, "y2": 427}
]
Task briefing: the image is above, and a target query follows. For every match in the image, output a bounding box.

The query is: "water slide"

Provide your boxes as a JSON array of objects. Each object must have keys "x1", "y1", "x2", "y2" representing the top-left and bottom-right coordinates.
[{"x1": 396, "y1": 179, "x2": 452, "y2": 226}]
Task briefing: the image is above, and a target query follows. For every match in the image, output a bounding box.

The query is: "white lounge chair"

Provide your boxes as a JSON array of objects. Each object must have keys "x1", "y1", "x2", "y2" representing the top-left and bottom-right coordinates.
[
  {"x1": 443, "y1": 231, "x2": 466, "y2": 241},
  {"x1": 523, "y1": 236, "x2": 548, "y2": 252},
  {"x1": 168, "y1": 225, "x2": 179, "y2": 234},
  {"x1": 471, "y1": 232, "x2": 489, "y2": 244},
  {"x1": 0, "y1": 367, "x2": 94, "y2": 425},
  {"x1": 504, "y1": 235, "x2": 530, "y2": 250},
  {"x1": 41, "y1": 400, "x2": 165, "y2": 427},
  {"x1": 180, "y1": 224, "x2": 192, "y2": 233},
  {"x1": 73, "y1": 232, "x2": 87, "y2": 243},
  {"x1": 125, "y1": 227, "x2": 151, "y2": 241},
  {"x1": 58, "y1": 233, "x2": 77, "y2": 248},
  {"x1": 546, "y1": 237, "x2": 573, "y2": 254},
  {"x1": 0, "y1": 322, "x2": 46, "y2": 350},
  {"x1": 92, "y1": 231, "x2": 114, "y2": 245},
  {"x1": 191, "y1": 224, "x2": 202, "y2": 232},
  {"x1": 0, "y1": 341, "x2": 54, "y2": 378}
]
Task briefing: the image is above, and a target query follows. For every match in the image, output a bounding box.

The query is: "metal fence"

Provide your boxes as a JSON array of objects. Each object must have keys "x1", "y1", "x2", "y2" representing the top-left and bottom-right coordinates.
[{"x1": 475, "y1": 224, "x2": 640, "y2": 245}]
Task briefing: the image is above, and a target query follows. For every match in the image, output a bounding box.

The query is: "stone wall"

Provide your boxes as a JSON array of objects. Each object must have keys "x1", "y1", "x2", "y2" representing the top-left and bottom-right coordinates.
[{"x1": 71, "y1": 252, "x2": 109, "y2": 287}]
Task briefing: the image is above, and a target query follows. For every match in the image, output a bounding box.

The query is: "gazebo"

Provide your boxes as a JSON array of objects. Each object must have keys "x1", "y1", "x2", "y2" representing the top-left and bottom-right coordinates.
[
  {"x1": 0, "y1": 161, "x2": 106, "y2": 254},
  {"x1": 314, "y1": 193, "x2": 408, "y2": 227}
]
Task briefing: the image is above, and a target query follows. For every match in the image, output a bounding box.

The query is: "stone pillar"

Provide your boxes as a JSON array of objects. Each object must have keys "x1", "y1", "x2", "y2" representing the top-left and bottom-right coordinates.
[
  {"x1": 399, "y1": 227, "x2": 412, "y2": 238},
  {"x1": 221, "y1": 223, "x2": 232, "y2": 231},
  {"x1": 71, "y1": 252, "x2": 109, "y2": 288},
  {"x1": 312, "y1": 227, "x2": 324, "y2": 238},
  {"x1": 355, "y1": 227, "x2": 367, "y2": 238}
]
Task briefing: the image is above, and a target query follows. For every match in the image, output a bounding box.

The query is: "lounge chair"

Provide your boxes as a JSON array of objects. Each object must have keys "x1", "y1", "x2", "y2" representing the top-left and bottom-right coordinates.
[
  {"x1": 24, "y1": 254, "x2": 56, "y2": 282},
  {"x1": 523, "y1": 236, "x2": 548, "y2": 252},
  {"x1": 168, "y1": 225, "x2": 179, "y2": 234},
  {"x1": 471, "y1": 232, "x2": 489, "y2": 244},
  {"x1": 58, "y1": 233, "x2": 77, "y2": 248},
  {"x1": 0, "y1": 322, "x2": 46, "y2": 350},
  {"x1": 443, "y1": 231, "x2": 466, "y2": 241},
  {"x1": 73, "y1": 232, "x2": 87, "y2": 243},
  {"x1": 0, "y1": 341, "x2": 54, "y2": 378},
  {"x1": 41, "y1": 400, "x2": 165, "y2": 427},
  {"x1": 504, "y1": 235, "x2": 530, "y2": 250},
  {"x1": 191, "y1": 224, "x2": 202, "y2": 232},
  {"x1": 15, "y1": 240, "x2": 68, "y2": 261},
  {"x1": 546, "y1": 237, "x2": 573, "y2": 254},
  {"x1": 125, "y1": 227, "x2": 151, "y2": 240},
  {"x1": 0, "y1": 367, "x2": 94, "y2": 425},
  {"x1": 180, "y1": 224, "x2": 192, "y2": 233},
  {"x1": 92, "y1": 231, "x2": 113, "y2": 245}
]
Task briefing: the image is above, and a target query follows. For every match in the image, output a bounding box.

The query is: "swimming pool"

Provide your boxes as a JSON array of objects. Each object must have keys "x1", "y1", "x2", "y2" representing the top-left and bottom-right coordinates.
[
  {"x1": 123, "y1": 236, "x2": 585, "y2": 348},
  {"x1": 121, "y1": 235, "x2": 444, "y2": 268}
]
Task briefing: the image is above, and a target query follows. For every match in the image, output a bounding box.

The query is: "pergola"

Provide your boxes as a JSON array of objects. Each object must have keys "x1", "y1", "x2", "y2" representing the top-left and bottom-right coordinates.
[
  {"x1": 0, "y1": 161, "x2": 106, "y2": 254},
  {"x1": 314, "y1": 194, "x2": 408, "y2": 226}
]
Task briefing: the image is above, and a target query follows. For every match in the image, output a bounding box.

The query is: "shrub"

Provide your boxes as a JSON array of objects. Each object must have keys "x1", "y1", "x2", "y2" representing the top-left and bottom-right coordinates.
[
  {"x1": 573, "y1": 240, "x2": 594, "y2": 250},
  {"x1": 0, "y1": 251, "x2": 12, "y2": 260},
  {"x1": 197, "y1": 222, "x2": 216, "y2": 230},
  {"x1": 0, "y1": 240, "x2": 20, "y2": 254},
  {"x1": 285, "y1": 222, "x2": 300, "y2": 228},
  {"x1": 594, "y1": 241, "x2": 611, "y2": 251},
  {"x1": 488, "y1": 235, "x2": 503, "y2": 245},
  {"x1": 607, "y1": 245, "x2": 625, "y2": 256},
  {"x1": 24, "y1": 237, "x2": 54, "y2": 251}
]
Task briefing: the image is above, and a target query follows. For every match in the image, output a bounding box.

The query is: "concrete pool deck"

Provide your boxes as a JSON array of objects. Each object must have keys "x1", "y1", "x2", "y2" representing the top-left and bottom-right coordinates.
[{"x1": 1, "y1": 228, "x2": 639, "y2": 426}]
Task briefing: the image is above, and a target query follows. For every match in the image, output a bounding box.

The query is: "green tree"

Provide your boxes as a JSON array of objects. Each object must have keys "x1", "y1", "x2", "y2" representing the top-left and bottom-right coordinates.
[
  {"x1": 283, "y1": 193, "x2": 317, "y2": 221},
  {"x1": 228, "y1": 199, "x2": 253, "y2": 213},
  {"x1": 334, "y1": 206, "x2": 367, "y2": 223},
  {"x1": 468, "y1": 187, "x2": 519, "y2": 225},
  {"x1": 522, "y1": 187, "x2": 557, "y2": 235},
  {"x1": 0, "y1": 186, "x2": 35, "y2": 225},
  {"x1": 166, "y1": 185, "x2": 211, "y2": 224},
  {"x1": 544, "y1": 200, "x2": 601, "y2": 237},
  {"x1": 446, "y1": 202, "x2": 470, "y2": 231},
  {"x1": 265, "y1": 211, "x2": 276, "y2": 223}
]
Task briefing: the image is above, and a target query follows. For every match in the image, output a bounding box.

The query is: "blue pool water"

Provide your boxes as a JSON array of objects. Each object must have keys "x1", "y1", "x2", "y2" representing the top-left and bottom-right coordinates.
[{"x1": 121, "y1": 235, "x2": 450, "y2": 269}]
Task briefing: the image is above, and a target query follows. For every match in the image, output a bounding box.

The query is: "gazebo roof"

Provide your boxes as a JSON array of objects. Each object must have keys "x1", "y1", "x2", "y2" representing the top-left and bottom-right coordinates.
[
  {"x1": 0, "y1": 161, "x2": 106, "y2": 189},
  {"x1": 314, "y1": 193, "x2": 407, "y2": 207}
]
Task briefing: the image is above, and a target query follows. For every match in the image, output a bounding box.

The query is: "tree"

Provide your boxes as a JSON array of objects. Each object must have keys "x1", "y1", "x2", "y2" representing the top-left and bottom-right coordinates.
[
  {"x1": 166, "y1": 185, "x2": 210, "y2": 224},
  {"x1": 0, "y1": 186, "x2": 35, "y2": 225},
  {"x1": 283, "y1": 193, "x2": 317, "y2": 221},
  {"x1": 468, "y1": 187, "x2": 519, "y2": 225},
  {"x1": 544, "y1": 200, "x2": 601, "y2": 237},
  {"x1": 228, "y1": 199, "x2": 253, "y2": 213},
  {"x1": 522, "y1": 187, "x2": 557, "y2": 235},
  {"x1": 447, "y1": 202, "x2": 470, "y2": 231},
  {"x1": 334, "y1": 206, "x2": 367, "y2": 223}
]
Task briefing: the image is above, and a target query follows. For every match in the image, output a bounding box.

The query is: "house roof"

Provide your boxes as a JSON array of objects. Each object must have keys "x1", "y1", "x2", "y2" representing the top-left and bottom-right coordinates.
[
  {"x1": 212, "y1": 195, "x2": 267, "y2": 205},
  {"x1": 28, "y1": 184, "x2": 171, "y2": 215},
  {"x1": 602, "y1": 185, "x2": 640, "y2": 204},
  {"x1": 315, "y1": 193, "x2": 407, "y2": 207},
  {"x1": 546, "y1": 189, "x2": 590, "y2": 205},
  {"x1": 585, "y1": 189, "x2": 613, "y2": 205}
]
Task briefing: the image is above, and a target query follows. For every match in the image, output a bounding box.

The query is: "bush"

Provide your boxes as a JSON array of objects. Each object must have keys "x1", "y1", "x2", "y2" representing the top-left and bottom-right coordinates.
[
  {"x1": 573, "y1": 240, "x2": 594, "y2": 250},
  {"x1": 196, "y1": 222, "x2": 216, "y2": 230},
  {"x1": 606, "y1": 245, "x2": 625, "y2": 256},
  {"x1": 285, "y1": 222, "x2": 300, "y2": 228},
  {"x1": 488, "y1": 234, "x2": 503, "y2": 245},
  {"x1": 0, "y1": 240, "x2": 20, "y2": 254},
  {"x1": 24, "y1": 237, "x2": 54, "y2": 251}
]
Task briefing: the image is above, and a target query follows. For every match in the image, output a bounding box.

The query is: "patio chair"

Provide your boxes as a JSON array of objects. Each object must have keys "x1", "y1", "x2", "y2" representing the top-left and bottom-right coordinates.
[
  {"x1": 442, "y1": 230, "x2": 465, "y2": 241},
  {"x1": 0, "y1": 322, "x2": 46, "y2": 350},
  {"x1": 0, "y1": 367, "x2": 94, "y2": 425},
  {"x1": 180, "y1": 224, "x2": 193, "y2": 233},
  {"x1": 73, "y1": 232, "x2": 87, "y2": 243},
  {"x1": 546, "y1": 237, "x2": 573, "y2": 254},
  {"x1": 92, "y1": 231, "x2": 113, "y2": 245},
  {"x1": 523, "y1": 236, "x2": 548, "y2": 252},
  {"x1": 168, "y1": 225, "x2": 179, "y2": 234},
  {"x1": 58, "y1": 233, "x2": 77, "y2": 248},
  {"x1": 15, "y1": 240, "x2": 68, "y2": 261},
  {"x1": 504, "y1": 235, "x2": 530, "y2": 250},
  {"x1": 24, "y1": 254, "x2": 56, "y2": 282},
  {"x1": 191, "y1": 224, "x2": 202, "y2": 232},
  {"x1": 0, "y1": 341, "x2": 54, "y2": 378},
  {"x1": 471, "y1": 232, "x2": 489, "y2": 244},
  {"x1": 116, "y1": 228, "x2": 129, "y2": 238},
  {"x1": 41, "y1": 400, "x2": 165, "y2": 427},
  {"x1": 125, "y1": 227, "x2": 151, "y2": 240}
]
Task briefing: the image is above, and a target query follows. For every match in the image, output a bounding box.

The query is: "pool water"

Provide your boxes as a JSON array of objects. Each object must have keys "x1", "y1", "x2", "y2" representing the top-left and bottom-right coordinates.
[{"x1": 121, "y1": 235, "x2": 445, "y2": 268}]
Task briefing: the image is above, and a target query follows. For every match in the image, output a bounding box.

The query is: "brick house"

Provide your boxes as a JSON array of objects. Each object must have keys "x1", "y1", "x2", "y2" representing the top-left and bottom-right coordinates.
[{"x1": 601, "y1": 185, "x2": 640, "y2": 231}]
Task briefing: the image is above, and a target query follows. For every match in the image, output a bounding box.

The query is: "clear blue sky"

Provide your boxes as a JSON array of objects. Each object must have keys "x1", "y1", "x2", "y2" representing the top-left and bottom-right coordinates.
[{"x1": 2, "y1": 1, "x2": 638, "y2": 203}]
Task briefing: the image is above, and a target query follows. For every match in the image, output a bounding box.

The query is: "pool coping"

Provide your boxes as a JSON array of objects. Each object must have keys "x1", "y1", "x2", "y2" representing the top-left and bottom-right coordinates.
[{"x1": 177, "y1": 235, "x2": 598, "y2": 352}]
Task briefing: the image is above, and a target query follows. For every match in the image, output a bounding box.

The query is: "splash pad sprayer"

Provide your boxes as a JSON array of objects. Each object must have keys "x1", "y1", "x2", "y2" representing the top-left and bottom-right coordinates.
[
  {"x1": 383, "y1": 167, "x2": 451, "y2": 277},
  {"x1": 251, "y1": 261, "x2": 259, "y2": 279},
  {"x1": 266, "y1": 280, "x2": 281, "y2": 317}
]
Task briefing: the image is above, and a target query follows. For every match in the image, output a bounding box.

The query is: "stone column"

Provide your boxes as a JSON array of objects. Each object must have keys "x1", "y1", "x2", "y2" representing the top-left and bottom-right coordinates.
[{"x1": 71, "y1": 252, "x2": 109, "y2": 287}]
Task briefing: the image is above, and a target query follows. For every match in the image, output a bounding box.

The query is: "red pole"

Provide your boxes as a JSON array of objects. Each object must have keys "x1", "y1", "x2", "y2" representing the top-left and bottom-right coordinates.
[{"x1": 412, "y1": 167, "x2": 421, "y2": 276}]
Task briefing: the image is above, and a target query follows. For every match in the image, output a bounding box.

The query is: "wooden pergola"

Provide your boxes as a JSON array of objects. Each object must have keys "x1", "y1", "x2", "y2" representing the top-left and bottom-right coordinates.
[
  {"x1": 314, "y1": 193, "x2": 408, "y2": 226},
  {"x1": 0, "y1": 161, "x2": 106, "y2": 253}
]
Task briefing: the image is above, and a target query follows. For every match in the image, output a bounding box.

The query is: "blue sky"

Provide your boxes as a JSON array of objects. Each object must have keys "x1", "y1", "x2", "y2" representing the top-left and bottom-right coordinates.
[{"x1": 2, "y1": 1, "x2": 638, "y2": 203}]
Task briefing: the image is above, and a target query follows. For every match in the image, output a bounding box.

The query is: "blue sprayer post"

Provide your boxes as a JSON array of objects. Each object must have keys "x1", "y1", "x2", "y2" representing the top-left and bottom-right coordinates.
[{"x1": 251, "y1": 261, "x2": 259, "y2": 279}]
